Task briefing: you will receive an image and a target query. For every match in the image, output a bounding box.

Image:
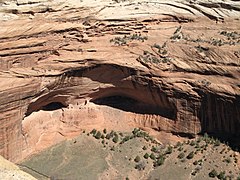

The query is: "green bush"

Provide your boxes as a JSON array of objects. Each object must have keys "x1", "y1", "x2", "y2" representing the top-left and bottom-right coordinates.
[
  {"x1": 142, "y1": 146, "x2": 147, "y2": 150},
  {"x1": 134, "y1": 155, "x2": 141, "y2": 163},
  {"x1": 165, "y1": 146, "x2": 173, "y2": 154},
  {"x1": 150, "y1": 153, "x2": 156, "y2": 160},
  {"x1": 154, "y1": 155, "x2": 165, "y2": 167},
  {"x1": 178, "y1": 153, "x2": 185, "y2": 159},
  {"x1": 178, "y1": 146, "x2": 183, "y2": 151},
  {"x1": 217, "y1": 171, "x2": 226, "y2": 180},
  {"x1": 214, "y1": 139, "x2": 221, "y2": 146},
  {"x1": 112, "y1": 135, "x2": 119, "y2": 143},
  {"x1": 95, "y1": 131, "x2": 102, "y2": 139},
  {"x1": 143, "y1": 153, "x2": 149, "y2": 159},
  {"x1": 224, "y1": 157, "x2": 231, "y2": 163},
  {"x1": 190, "y1": 140, "x2": 196, "y2": 146},
  {"x1": 151, "y1": 146, "x2": 157, "y2": 153},
  {"x1": 154, "y1": 158, "x2": 165, "y2": 167},
  {"x1": 90, "y1": 129, "x2": 97, "y2": 135},
  {"x1": 103, "y1": 128, "x2": 107, "y2": 134},
  {"x1": 209, "y1": 169, "x2": 218, "y2": 178},
  {"x1": 105, "y1": 134, "x2": 111, "y2": 139},
  {"x1": 186, "y1": 151, "x2": 194, "y2": 159},
  {"x1": 193, "y1": 161, "x2": 198, "y2": 165}
]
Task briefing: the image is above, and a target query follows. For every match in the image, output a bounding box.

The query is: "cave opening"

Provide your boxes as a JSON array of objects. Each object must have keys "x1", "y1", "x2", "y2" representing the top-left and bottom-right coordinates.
[
  {"x1": 25, "y1": 102, "x2": 67, "y2": 117},
  {"x1": 91, "y1": 95, "x2": 176, "y2": 119},
  {"x1": 41, "y1": 102, "x2": 66, "y2": 111}
]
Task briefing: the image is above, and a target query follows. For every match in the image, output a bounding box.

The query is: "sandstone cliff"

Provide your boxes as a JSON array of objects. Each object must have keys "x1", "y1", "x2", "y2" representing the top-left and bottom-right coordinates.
[{"x1": 0, "y1": 0, "x2": 239, "y2": 162}]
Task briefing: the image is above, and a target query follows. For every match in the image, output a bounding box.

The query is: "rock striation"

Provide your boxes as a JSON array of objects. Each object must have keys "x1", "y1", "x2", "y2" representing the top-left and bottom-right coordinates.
[{"x1": 0, "y1": 0, "x2": 239, "y2": 162}]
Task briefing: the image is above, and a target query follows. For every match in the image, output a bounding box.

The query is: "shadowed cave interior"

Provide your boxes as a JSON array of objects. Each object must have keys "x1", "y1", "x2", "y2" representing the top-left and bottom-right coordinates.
[{"x1": 91, "y1": 95, "x2": 177, "y2": 120}]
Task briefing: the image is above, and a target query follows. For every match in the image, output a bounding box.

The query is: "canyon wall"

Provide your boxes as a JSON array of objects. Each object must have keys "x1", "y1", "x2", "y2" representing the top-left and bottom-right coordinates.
[{"x1": 0, "y1": 0, "x2": 239, "y2": 162}]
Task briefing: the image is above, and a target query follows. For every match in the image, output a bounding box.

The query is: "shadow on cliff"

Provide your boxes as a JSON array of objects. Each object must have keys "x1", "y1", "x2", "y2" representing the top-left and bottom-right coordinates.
[
  {"x1": 198, "y1": 92, "x2": 240, "y2": 151},
  {"x1": 91, "y1": 95, "x2": 176, "y2": 120}
]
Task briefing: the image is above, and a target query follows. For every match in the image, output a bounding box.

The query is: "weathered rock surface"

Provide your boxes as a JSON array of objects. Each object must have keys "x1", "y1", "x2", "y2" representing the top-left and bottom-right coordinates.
[
  {"x1": 0, "y1": 155, "x2": 36, "y2": 179},
  {"x1": 0, "y1": 0, "x2": 239, "y2": 162}
]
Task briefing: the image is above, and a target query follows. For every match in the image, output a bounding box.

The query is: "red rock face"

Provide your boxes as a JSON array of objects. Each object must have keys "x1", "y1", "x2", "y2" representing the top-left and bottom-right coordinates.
[{"x1": 0, "y1": 0, "x2": 239, "y2": 162}]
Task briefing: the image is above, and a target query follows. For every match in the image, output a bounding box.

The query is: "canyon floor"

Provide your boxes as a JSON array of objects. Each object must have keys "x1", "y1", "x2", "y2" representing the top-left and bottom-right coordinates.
[{"x1": 19, "y1": 128, "x2": 240, "y2": 180}]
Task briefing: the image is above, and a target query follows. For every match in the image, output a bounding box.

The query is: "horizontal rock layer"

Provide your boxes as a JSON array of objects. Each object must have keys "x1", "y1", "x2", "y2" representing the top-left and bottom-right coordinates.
[{"x1": 0, "y1": 0, "x2": 239, "y2": 162}]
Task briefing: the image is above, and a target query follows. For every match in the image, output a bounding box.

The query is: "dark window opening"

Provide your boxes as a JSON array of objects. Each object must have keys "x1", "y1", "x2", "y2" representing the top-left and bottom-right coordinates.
[{"x1": 91, "y1": 95, "x2": 176, "y2": 120}]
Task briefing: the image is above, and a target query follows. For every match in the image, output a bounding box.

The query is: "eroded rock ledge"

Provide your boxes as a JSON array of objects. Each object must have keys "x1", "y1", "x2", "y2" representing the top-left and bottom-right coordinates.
[{"x1": 0, "y1": 0, "x2": 239, "y2": 162}]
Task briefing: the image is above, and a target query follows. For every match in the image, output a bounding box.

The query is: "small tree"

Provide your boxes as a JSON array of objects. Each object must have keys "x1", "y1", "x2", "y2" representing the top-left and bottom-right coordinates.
[
  {"x1": 154, "y1": 156, "x2": 165, "y2": 166},
  {"x1": 103, "y1": 128, "x2": 107, "y2": 134},
  {"x1": 90, "y1": 129, "x2": 97, "y2": 135},
  {"x1": 144, "y1": 153, "x2": 149, "y2": 159},
  {"x1": 178, "y1": 153, "x2": 185, "y2": 159},
  {"x1": 135, "y1": 161, "x2": 146, "y2": 171},
  {"x1": 165, "y1": 146, "x2": 173, "y2": 154},
  {"x1": 209, "y1": 169, "x2": 218, "y2": 178},
  {"x1": 95, "y1": 131, "x2": 102, "y2": 139},
  {"x1": 105, "y1": 134, "x2": 111, "y2": 139},
  {"x1": 217, "y1": 171, "x2": 226, "y2": 180},
  {"x1": 150, "y1": 153, "x2": 156, "y2": 160},
  {"x1": 113, "y1": 135, "x2": 119, "y2": 143},
  {"x1": 186, "y1": 151, "x2": 194, "y2": 159},
  {"x1": 134, "y1": 155, "x2": 141, "y2": 163}
]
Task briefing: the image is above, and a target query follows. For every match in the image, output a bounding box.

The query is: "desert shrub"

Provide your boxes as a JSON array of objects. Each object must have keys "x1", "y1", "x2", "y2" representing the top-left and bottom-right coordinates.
[
  {"x1": 90, "y1": 129, "x2": 97, "y2": 135},
  {"x1": 109, "y1": 130, "x2": 115, "y2": 137},
  {"x1": 132, "y1": 128, "x2": 140, "y2": 136},
  {"x1": 178, "y1": 146, "x2": 183, "y2": 151},
  {"x1": 209, "y1": 169, "x2": 218, "y2": 178},
  {"x1": 105, "y1": 134, "x2": 111, "y2": 139},
  {"x1": 191, "y1": 171, "x2": 197, "y2": 176},
  {"x1": 101, "y1": 134, "x2": 105, "y2": 139},
  {"x1": 142, "y1": 146, "x2": 147, "y2": 150},
  {"x1": 193, "y1": 161, "x2": 198, "y2": 165},
  {"x1": 224, "y1": 157, "x2": 231, "y2": 163},
  {"x1": 178, "y1": 153, "x2": 185, "y2": 159},
  {"x1": 112, "y1": 135, "x2": 119, "y2": 143},
  {"x1": 126, "y1": 177, "x2": 129, "y2": 180},
  {"x1": 103, "y1": 128, "x2": 107, "y2": 134},
  {"x1": 214, "y1": 139, "x2": 221, "y2": 146},
  {"x1": 176, "y1": 141, "x2": 182, "y2": 147},
  {"x1": 95, "y1": 131, "x2": 102, "y2": 139},
  {"x1": 134, "y1": 155, "x2": 141, "y2": 163},
  {"x1": 144, "y1": 153, "x2": 149, "y2": 159},
  {"x1": 190, "y1": 140, "x2": 196, "y2": 146},
  {"x1": 154, "y1": 155, "x2": 165, "y2": 167},
  {"x1": 110, "y1": 146, "x2": 115, "y2": 151},
  {"x1": 135, "y1": 161, "x2": 146, "y2": 171},
  {"x1": 186, "y1": 151, "x2": 194, "y2": 159},
  {"x1": 150, "y1": 153, "x2": 156, "y2": 160},
  {"x1": 165, "y1": 146, "x2": 173, "y2": 154},
  {"x1": 217, "y1": 171, "x2": 226, "y2": 180},
  {"x1": 151, "y1": 146, "x2": 157, "y2": 153},
  {"x1": 121, "y1": 136, "x2": 130, "y2": 143}
]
